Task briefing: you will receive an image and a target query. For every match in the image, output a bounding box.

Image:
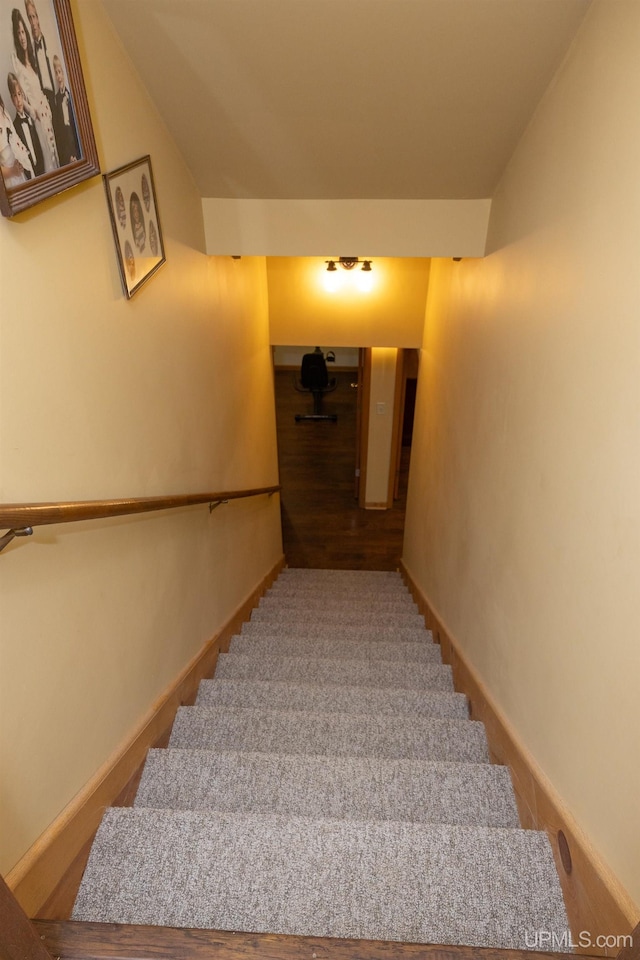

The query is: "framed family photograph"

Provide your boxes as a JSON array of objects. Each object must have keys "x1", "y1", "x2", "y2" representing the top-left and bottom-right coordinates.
[
  {"x1": 104, "y1": 155, "x2": 166, "y2": 299},
  {"x1": 0, "y1": 0, "x2": 99, "y2": 217}
]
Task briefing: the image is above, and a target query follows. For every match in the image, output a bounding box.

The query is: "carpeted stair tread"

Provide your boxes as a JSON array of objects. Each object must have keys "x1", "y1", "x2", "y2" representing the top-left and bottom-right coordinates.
[
  {"x1": 196, "y1": 678, "x2": 470, "y2": 719},
  {"x1": 134, "y1": 749, "x2": 520, "y2": 827},
  {"x1": 267, "y1": 582, "x2": 414, "y2": 598},
  {"x1": 267, "y1": 586, "x2": 416, "y2": 601},
  {"x1": 279, "y1": 568, "x2": 403, "y2": 579},
  {"x1": 72, "y1": 808, "x2": 568, "y2": 949},
  {"x1": 250, "y1": 608, "x2": 425, "y2": 627},
  {"x1": 228, "y1": 635, "x2": 442, "y2": 663},
  {"x1": 258, "y1": 595, "x2": 418, "y2": 612},
  {"x1": 73, "y1": 565, "x2": 570, "y2": 950},
  {"x1": 241, "y1": 620, "x2": 433, "y2": 643},
  {"x1": 168, "y1": 706, "x2": 489, "y2": 762},
  {"x1": 215, "y1": 653, "x2": 454, "y2": 690}
]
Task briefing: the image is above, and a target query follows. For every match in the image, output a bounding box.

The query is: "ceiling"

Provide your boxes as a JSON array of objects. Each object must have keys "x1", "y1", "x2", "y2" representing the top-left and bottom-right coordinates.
[{"x1": 102, "y1": 0, "x2": 591, "y2": 201}]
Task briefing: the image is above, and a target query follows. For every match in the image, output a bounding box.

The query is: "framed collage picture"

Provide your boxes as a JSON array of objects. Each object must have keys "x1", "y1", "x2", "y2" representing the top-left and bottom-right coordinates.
[
  {"x1": 104, "y1": 155, "x2": 166, "y2": 299},
  {"x1": 0, "y1": 0, "x2": 99, "y2": 216}
]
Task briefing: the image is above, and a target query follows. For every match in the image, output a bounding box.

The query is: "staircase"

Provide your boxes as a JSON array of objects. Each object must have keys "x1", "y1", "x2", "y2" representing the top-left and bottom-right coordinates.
[{"x1": 72, "y1": 568, "x2": 569, "y2": 950}]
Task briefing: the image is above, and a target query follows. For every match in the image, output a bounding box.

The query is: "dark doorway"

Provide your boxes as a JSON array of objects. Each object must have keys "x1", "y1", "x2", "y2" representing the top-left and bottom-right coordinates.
[
  {"x1": 402, "y1": 378, "x2": 417, "y2": 446},
  {"x1": 274, "y1": 358, "x2": 409, "y2": 570}
]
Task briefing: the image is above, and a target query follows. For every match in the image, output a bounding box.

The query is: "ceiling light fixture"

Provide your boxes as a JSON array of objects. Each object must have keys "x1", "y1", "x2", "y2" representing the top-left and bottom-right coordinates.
[{"x1": 325, "y1": 257, "x2": 373, "y2": 272}]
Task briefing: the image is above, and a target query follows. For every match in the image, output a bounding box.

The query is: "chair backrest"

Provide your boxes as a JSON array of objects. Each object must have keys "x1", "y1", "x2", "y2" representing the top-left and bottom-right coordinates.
[{"x1": 300, "y1": 352, "x2": 329, "y2": 391}]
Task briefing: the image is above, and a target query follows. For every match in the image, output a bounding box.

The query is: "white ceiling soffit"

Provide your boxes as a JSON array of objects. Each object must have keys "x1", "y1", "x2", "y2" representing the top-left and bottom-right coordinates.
[
  {"x1": 102, "y1": 0, "x2": 591, "y2": 202},
  {"x1": 201, "y1": 198, "x2": 491, "y2": 257}
]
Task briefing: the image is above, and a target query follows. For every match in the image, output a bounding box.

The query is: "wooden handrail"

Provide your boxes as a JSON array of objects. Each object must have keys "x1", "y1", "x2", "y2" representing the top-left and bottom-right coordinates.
[{"x1": 0, "y1": 485, "x2": 280, "y2": 529}]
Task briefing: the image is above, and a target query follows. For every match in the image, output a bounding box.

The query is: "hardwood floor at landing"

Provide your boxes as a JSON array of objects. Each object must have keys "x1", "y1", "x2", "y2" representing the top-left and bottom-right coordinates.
[{"x1": 274, "y1": 368, "x2": 408, "y2": 570}]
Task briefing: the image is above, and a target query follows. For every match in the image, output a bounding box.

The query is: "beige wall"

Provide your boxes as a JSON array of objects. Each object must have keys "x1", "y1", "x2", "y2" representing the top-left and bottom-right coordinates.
[
  {"x1": 0, "y1": 1, "x2": 281, "y2": 875},
  {"x1": 267, "y1": 257, "x2": 430, "y2": 347},
  {"x1": 365, "y1": 348, "x2": 398, "y2": 507},
  {"x1": 403, "y1": 1, "x2": 640, "y2": 910}
]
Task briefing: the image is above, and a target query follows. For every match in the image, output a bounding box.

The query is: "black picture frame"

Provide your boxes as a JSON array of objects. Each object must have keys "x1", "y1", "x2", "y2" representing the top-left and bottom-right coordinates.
[
  {"x1": 104, "y1": 155, "x2": 166, "y2": 299},
  {"x1": 0, "y1": 0, "x2": 99, "y2": 216}
]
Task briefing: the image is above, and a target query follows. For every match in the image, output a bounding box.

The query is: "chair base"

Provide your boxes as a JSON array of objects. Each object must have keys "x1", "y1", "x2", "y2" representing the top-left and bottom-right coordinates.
[{"x1": 294, "y1": 414, "x2": 338, "y2": 423}]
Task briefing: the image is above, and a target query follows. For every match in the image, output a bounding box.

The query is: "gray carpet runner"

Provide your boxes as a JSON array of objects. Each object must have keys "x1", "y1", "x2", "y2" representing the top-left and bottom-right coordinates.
[
  {"x1": 215, "y1": 653, "x2": 453, "y2": 689},
  {"x1": 229, "y1": 635, "x2": 441, "y2": 661},
  {"x1": 135, "y1": 751, "x2": 521, "y2": 827},
  {"x1": 73, "y1": 568, "x2": 569, "y2": 950},
  {"x1": 241, "y1": 620, "x2": 433, "y2": 641},
  {"x1": 168, "y1": 707, "x2": 490, "y2": 762},
  {"x1": 196, "y1": 678, "x2": 471, "y2": 719}
]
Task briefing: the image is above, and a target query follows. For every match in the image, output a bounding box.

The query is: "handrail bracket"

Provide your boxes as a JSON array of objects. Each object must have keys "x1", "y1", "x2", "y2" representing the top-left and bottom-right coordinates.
[
  {"x1": 209, "y1": 500, "x2": 229, "y2": 513},
  {"x1": 0, "y1": 526, "x2": 33, "y2": 553}
]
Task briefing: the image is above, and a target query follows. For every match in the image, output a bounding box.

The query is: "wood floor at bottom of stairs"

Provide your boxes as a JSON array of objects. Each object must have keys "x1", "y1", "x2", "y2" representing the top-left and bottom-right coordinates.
[{"x1": 35, "y1": 920, "x2": 598, "y2": 960}]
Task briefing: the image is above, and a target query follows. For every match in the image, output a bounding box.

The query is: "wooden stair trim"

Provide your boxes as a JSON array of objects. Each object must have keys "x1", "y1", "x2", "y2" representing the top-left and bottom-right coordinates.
[
  {"x1": 32, "y1": 920, "x2": 610, "y2": 960},
  {"x1": 0, "y1": 876, "x2": 51, "y2": 960},
  {"x1": 399, "y1": 560, "x2": 640, "y2": 955},
  {"x1": 617, "y1": 924, "x2": 640, "y2": 960}
]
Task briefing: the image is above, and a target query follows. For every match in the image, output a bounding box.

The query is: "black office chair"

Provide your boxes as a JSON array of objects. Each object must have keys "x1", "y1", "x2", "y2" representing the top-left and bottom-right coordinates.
[{"x1": 294, "y1": 348, "x2": 338, "y2": 422}]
